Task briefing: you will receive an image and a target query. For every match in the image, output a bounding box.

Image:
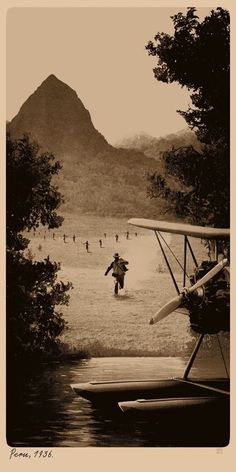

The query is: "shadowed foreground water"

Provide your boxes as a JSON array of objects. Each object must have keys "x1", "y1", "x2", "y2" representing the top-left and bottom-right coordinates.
[{"x1": 7, "y1": 357, "x2": 229, "y2": 447}]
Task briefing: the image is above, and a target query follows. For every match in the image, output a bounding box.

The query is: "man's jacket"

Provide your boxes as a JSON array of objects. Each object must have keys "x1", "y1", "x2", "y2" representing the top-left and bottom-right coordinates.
[{"x1": 105, "y1": 258, "x2": 129, "y2": 276}]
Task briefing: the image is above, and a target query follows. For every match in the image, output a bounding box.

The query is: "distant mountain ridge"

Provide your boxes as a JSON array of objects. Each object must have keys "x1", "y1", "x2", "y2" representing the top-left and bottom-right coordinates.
[
  {"x1": 7, "y1": 75, "x2": 186, "y2": 219},
  {"x1": 115, "y1": 129, "x2": 201, "y2": 160}
]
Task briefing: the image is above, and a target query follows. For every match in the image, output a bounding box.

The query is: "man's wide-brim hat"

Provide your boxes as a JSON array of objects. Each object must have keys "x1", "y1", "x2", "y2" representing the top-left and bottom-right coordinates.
[{"x1": 113, "y1": 253, "x2": 120, "y2": 258}]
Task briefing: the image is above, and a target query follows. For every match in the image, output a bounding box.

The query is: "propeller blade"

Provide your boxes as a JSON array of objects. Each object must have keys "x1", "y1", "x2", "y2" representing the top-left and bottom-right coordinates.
[
  {"x1": 150, "y1": 294, "x2": 184, "y2": 325},
  {"x1": 188, "y1": 258, "x2": 228, "y2": 293},
  {"x1": 150, "y1": 259, "x2": 228, "y2": 324},
  {"x1": 149, "y1": 259, "x2": 228, "y2": 327}
]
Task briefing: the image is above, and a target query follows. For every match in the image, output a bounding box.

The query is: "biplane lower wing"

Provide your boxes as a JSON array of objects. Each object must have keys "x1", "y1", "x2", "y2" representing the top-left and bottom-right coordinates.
[{"x1": 128, "y1": 218, "x2": 230, "y2": 239}]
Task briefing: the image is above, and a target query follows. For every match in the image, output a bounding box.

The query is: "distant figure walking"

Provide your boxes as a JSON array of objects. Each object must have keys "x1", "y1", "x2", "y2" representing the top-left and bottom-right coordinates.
[
  {"x1": 115, "y1": 234, "x2": 119, "y2": 243},
  {"x1": 105, "y1": 252, "x2": 129, "y2": 294},
  {"x1": 53, "y1": 233, "x2": 55, "y2": 240},
  {"x1": 99, "y1": 239, "x2": 103, "y2": 248},
  {"x1": 135, "y1": 232, "x2": 138, "y2": 237},
  {"x1": 126, "y1": 231, "x2": 129, "y2": 240},
  {"x1": 73, "y1": 235, "x2": 76, "y2": 243},
  {"x1": 84, "y1": 240, "x2": 89, "y2": 252},
  {"x1": 63, "y1": 234, "x2": 66, "y2": 243}
]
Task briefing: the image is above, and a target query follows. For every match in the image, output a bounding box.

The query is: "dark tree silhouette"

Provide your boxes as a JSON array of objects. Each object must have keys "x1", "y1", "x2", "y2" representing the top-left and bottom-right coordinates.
[
  {"x1": 6, "y1": 134, "x2": 72, "y2": 363},
  {"x1": 146, "y1": 7, "x2": 230, "y2": 227}
]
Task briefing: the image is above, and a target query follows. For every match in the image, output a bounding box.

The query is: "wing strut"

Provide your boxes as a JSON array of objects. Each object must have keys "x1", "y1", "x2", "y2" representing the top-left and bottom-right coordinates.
[
  {"x1": 186, "y1": 236, "x2": 198, "y2": 267},
  {"x1": 183, "y1": 236, "x2": 198, "y2": 287},
  {"x1": 183, "y1": 236, "x2": 187, "y2": 288},
  {"x1": 183, "y1": 333, "x2": 204, "y2": 379},
  {"x1": 183, "y1": 333, "x2": 229, "y2": 382},
  {"x1": 154, "y1": 231, "x2": 180, "y2": 294}
]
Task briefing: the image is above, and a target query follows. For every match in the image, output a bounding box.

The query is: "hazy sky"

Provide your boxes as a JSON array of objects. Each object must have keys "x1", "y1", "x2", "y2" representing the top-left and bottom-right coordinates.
[{"x1": 7, "y1": 7, "x2": 210, "y2": 144}]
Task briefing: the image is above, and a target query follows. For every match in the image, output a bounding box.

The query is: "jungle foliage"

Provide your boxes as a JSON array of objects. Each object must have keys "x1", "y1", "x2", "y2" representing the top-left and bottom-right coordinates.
[
  {"x1": 146, "y1": 7, "x2": 230, "y2": 227},
  {"x1": 6, "y1": 134, "x2": 72, "y2": 364}
]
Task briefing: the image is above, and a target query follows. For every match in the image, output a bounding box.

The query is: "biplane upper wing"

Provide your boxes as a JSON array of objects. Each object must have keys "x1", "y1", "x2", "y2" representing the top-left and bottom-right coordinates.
[{"x1": 128, "y1": 218, "x2": 230, "y2": 239}]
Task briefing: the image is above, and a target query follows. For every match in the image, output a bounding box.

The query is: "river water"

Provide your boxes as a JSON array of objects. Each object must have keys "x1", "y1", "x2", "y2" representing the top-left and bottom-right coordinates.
[{"x1": 7, "y1": 356, "x2": 229, "y2": 448}]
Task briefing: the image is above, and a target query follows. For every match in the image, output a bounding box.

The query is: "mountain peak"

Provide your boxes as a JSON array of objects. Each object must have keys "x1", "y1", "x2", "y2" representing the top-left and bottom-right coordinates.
[
  {"x1": 42, "y1": 74, "x2": 68, "y2": 86},
  {"x1": 46, "y1": 74, "x2": 58, "y2": 80},
  {"x1": 41, "y1": 74, "x2": 62, "y2": 86},
  {"x1": 39, "y1": 74, "x2": 76, "y2": 95},
  {"x1": 8, "y1": 75, "x2": 109, "y2": 156}
]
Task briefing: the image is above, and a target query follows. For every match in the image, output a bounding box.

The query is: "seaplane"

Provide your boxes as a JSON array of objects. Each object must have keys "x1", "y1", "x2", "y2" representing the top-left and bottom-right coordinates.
[{"x1": 71, "y1": 219, "x2": 230, "y2": 434}]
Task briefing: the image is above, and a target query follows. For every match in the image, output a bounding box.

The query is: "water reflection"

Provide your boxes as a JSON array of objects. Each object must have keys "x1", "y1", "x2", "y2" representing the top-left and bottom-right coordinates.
[{"x1": 7, "y1": 357, "x2": 229, "y2": 447}]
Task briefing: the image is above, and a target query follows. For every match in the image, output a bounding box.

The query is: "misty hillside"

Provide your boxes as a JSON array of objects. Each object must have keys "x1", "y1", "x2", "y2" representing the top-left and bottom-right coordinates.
[
  {"x1": 115, "y1": 129, "x2": 201, "y2": 160},
  {"x1": 7, "y1": 75, "x2": 182, "y2": 218}
]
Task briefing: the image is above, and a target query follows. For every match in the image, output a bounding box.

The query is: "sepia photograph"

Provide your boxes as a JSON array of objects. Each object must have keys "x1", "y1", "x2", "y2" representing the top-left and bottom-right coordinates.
[{"x1": 5, "y1": 3, "x2": 231, "y2": 453}]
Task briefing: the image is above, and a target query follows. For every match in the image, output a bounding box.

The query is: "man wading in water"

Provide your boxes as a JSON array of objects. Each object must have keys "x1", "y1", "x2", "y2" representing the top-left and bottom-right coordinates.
[{"x1": 105, "y1": 253, "x2": 129, "y2": 294}]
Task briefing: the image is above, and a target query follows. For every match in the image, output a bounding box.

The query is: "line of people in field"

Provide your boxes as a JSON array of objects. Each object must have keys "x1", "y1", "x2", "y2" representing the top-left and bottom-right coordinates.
[{"x1": 34, "y1": 230, "x2": 138, "y2": 253}]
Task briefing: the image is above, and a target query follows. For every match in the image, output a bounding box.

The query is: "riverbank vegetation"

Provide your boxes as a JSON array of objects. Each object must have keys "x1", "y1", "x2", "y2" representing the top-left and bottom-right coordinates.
[{"x1": 6, "y1": 134, "x2": 72, "y2": 366}]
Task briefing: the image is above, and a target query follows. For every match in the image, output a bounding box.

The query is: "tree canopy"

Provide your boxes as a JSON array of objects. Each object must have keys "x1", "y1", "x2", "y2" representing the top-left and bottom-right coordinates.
[
  {"x1": 7, "y1": 134, "x2": 63, "y2": 249},
  {"x1": 146, "y1": 7, "x2": 230, "y2": 227},
  {"x1": 6, "y1": 134, "x2": 72, "y2": 364}
]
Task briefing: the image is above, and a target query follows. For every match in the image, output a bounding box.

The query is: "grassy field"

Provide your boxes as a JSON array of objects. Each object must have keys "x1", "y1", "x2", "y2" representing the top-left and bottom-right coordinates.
[{"x1": 26, "y1": 214, "x2": 229, "y2": 360}]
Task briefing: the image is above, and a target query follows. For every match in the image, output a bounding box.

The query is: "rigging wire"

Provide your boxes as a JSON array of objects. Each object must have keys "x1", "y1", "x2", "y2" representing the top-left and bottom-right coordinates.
[
  {"x1": 155, "y1": 231, "x2": 180, "y2": 294},
  {"x1": 158, "y1": 231, "x2": 190, "y2": 279}
]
